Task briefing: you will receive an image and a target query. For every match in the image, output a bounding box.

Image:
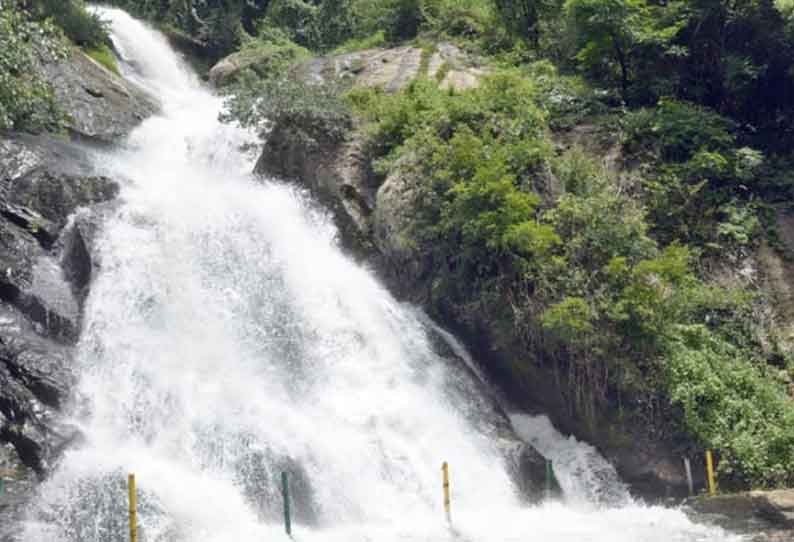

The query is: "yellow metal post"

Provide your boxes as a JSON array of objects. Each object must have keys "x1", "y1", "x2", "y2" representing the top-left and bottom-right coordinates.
[
  {"x1": 705, "y1": 450, "x2": 716, "y2": 497},
  {"x1": 128, "y1": 473, "x2": 137, "y2": 542},
  {"x1": 442, "y1": 462, "x2": 451, "y2": 525}
]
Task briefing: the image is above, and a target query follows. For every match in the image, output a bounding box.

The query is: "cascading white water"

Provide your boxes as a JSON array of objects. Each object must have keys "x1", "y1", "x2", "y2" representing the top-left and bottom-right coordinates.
[
  {"x1": 510, "y1": 414, "x2": 631, "y2": 507},
  {"x1": 19, "y1": 8, "x2": 745, "y2": 542}
]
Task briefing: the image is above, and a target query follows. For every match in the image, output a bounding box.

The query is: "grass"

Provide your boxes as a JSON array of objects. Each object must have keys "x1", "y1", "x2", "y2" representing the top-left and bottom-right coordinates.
[
  {"x1": 331, "y1": 31, "x2": 387, "y2": 55},
  {"x1": 84, "y1": 44, "x2": 120, "y2": 76}
]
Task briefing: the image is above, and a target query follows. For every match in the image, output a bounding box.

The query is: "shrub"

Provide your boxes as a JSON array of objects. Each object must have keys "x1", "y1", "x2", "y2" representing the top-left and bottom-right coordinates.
[
  {"x1": 665, "y1": 324, "x2": 794, "y2": 487},
  {"x1": 623, "y1": 99, "x2": 736, "y2": 163},
  {"x1": 0, "y1": 2, "x2": 65, "y2": 132},
  {"x1": 262, "y1": 0, "x2": 321, "y2": 48},
  {"x1": 222, "y1": 70, "x2": 351, "y2": 147},
  {"x1": 234, "y1": 31, "x2": 311, "y2": 81}
]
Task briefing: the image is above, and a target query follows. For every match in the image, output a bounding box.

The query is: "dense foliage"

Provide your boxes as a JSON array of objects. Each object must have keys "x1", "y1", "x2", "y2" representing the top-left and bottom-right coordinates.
[{"x1": 109, "y1": 0, "x2": 794, "y2": 488}]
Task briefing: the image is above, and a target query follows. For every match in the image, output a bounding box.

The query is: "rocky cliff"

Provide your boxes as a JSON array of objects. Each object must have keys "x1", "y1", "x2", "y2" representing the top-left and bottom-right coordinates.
[{"x1": 0, "y1": 43, "x2": 155, "y2": 524}]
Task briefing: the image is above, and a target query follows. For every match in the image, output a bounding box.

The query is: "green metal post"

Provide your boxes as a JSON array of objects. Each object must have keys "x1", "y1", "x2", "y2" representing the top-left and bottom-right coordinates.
[
  {"x1": 0, "y1": 477, "x2": 4, "y2": 497},
  {"x1": 545, "y1": 459, "x2": 553, "y2": 498},
  {"x1": 282, "y1": 471, "x2": 291, "y2": 537}
]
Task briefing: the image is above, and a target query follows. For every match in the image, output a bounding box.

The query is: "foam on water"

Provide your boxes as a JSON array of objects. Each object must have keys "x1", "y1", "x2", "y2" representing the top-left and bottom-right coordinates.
[{"x1": 19, "y1": 8, "x2": 743, "y2": 542}]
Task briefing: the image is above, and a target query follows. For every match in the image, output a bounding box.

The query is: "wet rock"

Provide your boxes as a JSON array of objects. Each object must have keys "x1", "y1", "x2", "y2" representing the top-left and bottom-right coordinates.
[
  {"x1": 753, "y1": 490, "x2": 794, "y2": 527},
  {"x1": 0, "y1": 302, "x2": 76, "y2": 475},
  {"x1": 255, "y1": 127, "x2": 377, "y2": 259},
  {"x1": 34, "y1": 45, "x2": 158, "y2": 143},
  {"x1": 0, "y1": 134, "x2": 119, "y2": 233},
  {"x1": 0, "y1": 134, "x2": 118, "y2": 340},
  {"x1": 0, "y1": 132, "x2": 118, "y2": 482},
  {"x1": 373, "y1": 158, "x2": 434, "y2": 300},
  {"x1": 686, "y1": 490, "x2": 794, "y2": 539},
  {"x1": 58, "y1": 213, "x2": 96, "y2": 298}
]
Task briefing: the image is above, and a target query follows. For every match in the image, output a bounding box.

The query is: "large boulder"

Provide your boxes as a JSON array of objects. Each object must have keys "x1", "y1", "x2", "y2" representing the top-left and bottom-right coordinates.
[{"x1": 34, "y1": 45, "x2": 158, "y2": 143}]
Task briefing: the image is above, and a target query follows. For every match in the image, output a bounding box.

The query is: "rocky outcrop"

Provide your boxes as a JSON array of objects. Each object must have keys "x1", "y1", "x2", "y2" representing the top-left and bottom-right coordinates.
[
  {"x1": 687, "y1": 490, "x2": 794, "y2": 539},
  {"x1": 34, "y1": 45, "x2": 158, "y2": 143},
  {"x1": 211, "y1": 39, "x2": 485, "y2": 90},
  {"x1": 255, "y1": 43, "x2": 482, "y2": 272},
  {"x1": 0, "y1": 133, "x2": 119, "y2": 484},
  {"x1": 256, "y1": 128, "x2": 378, "y2": 259}
]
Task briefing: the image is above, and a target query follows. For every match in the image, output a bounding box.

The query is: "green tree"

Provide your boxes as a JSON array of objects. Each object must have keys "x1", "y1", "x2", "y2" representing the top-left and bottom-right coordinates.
[{"x1": 493, "y1": 0, "x2": 542, "y2": 44}]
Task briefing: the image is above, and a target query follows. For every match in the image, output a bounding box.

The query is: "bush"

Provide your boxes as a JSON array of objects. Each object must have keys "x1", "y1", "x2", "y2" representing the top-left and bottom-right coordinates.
[
  {"x1": 262, "y1": 0, "x2": 321, "y2": 48},
  {"x1": 234, "y1": 31, "x2": 311, "y2": 81},
  {"x1": 623, "y1": 99, "x2": 736, "y2": 163},
  {"x1": 665, "y1": 324, "x2": 794, "y2": 487},
  {"x1": 0, "y1": 2, "x2": 65, "y2": 132},
  {"x1": 222, "y1": 70, "x2": 351, "y2": 147}
]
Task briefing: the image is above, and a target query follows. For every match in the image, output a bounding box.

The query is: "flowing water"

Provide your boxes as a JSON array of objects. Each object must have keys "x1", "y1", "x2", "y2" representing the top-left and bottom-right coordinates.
[{"x1": 18, "y1": 8, "x2": 744, "y2": 542}]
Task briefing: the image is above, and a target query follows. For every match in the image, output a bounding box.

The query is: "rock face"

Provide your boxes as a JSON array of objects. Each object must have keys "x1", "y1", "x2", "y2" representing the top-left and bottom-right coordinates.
[
  {"x1": 0, "y1": 133, "x2": 119, "y2": 509},
  {"x1": 210, "y1": 39, "x2": 485, "y2": 90},
  {"x1": 35, "y1": 45, "x2": 158, "y2": 143},
  {"x1": 255, "y1": 43, "x2": 481, "y2": 274}
]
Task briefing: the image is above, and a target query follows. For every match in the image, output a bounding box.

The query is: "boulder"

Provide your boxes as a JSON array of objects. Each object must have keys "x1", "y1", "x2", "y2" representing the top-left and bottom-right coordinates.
[
  {"x1": 373, "y1": 158, "x2": 434, "y2": 300},
  {"x1": 255, "y1": 125, "x2": 378, "y2": 259},
  {"x1": 209, "y1": 55, "x2": 241, "y2": 87},
  {"x1": 34, "y1": 45, "x2": 158, "y2": 143}
]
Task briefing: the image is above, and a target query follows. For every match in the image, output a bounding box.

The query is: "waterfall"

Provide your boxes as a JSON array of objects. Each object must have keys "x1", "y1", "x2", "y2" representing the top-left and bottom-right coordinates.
[
  {"x1": 18, "y1": 8, "x2": 742, "y2": 542},
  {"x1": 510, "y1": 414, "x2": 631, "y2": 507}
]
